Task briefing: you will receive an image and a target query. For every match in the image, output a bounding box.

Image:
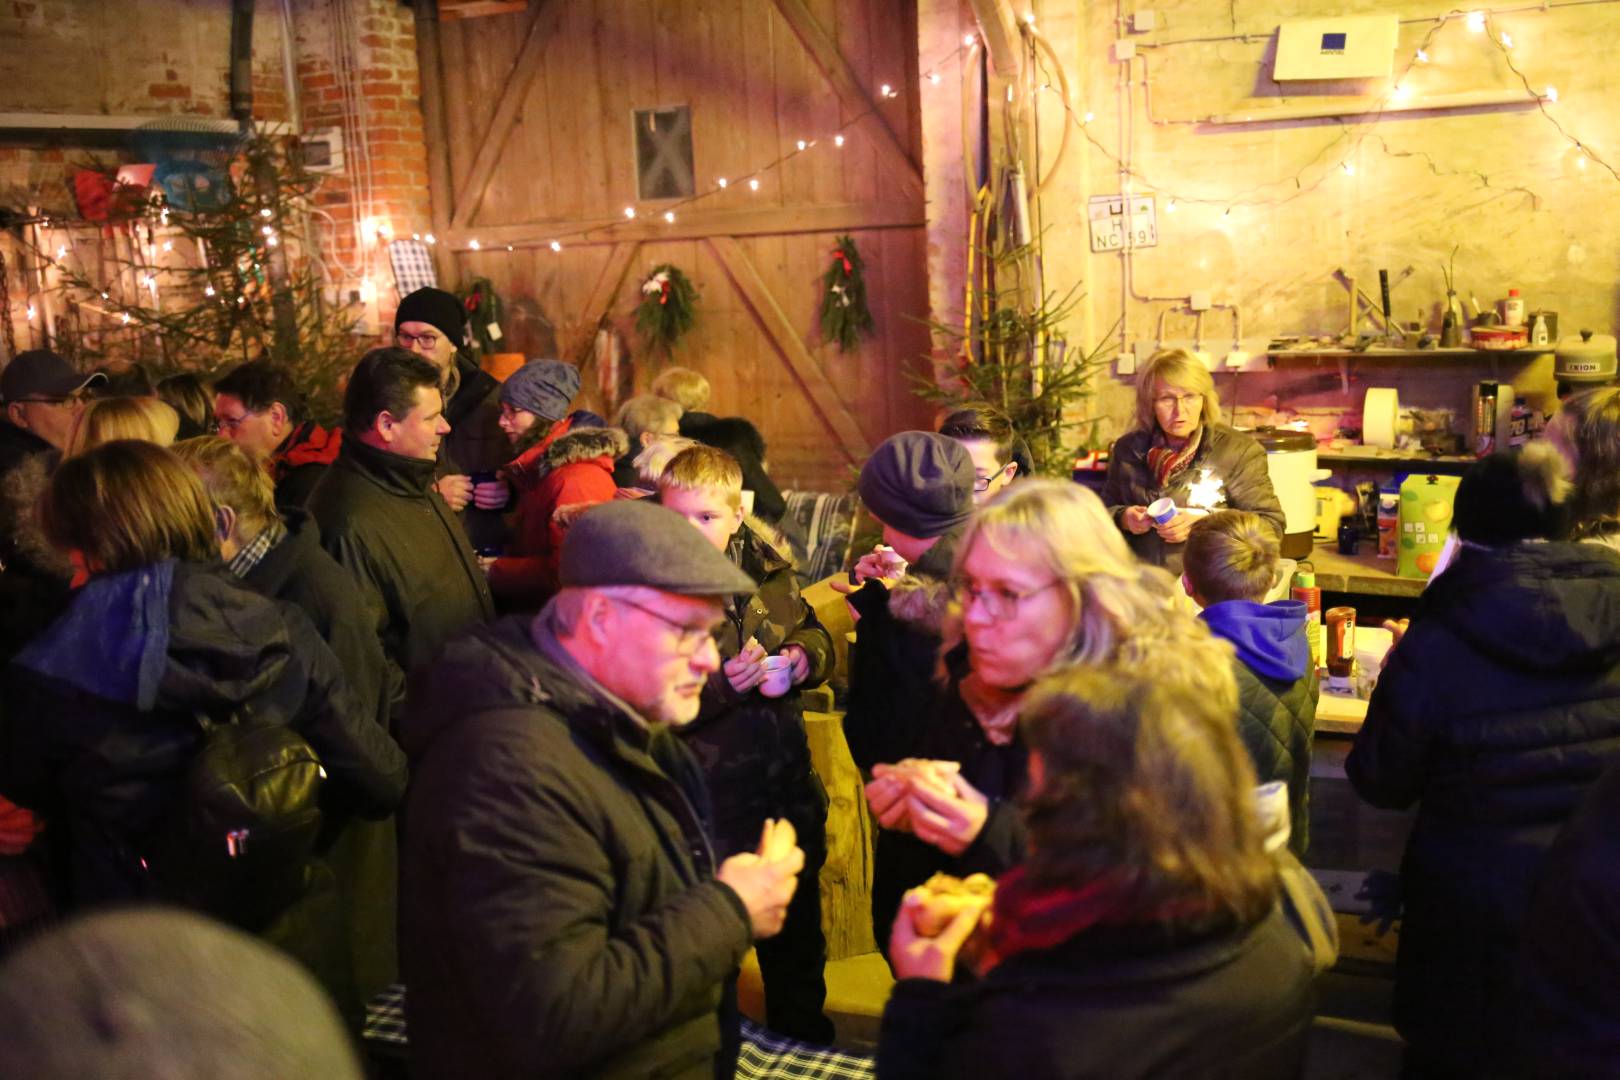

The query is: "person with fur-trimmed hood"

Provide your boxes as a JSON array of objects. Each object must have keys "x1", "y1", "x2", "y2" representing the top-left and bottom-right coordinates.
[
  {"x1": 485, "y1": 359, "x2": 625, "y2": 610},
  {"x1": 657, "y1": 445, "x2": 835, "y2": 1043}
]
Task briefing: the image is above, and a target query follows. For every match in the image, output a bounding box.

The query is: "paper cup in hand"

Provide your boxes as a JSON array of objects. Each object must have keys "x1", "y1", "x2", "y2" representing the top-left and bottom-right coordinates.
[
  {"x1": 1147, "y1": 497, "x2": 1177, "y2": 526},
  {"x1": 759, "y1": 655, "x2": 794, "y2": 698}
]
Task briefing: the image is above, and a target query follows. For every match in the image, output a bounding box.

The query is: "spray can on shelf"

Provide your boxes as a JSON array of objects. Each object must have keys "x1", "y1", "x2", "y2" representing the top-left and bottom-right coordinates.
[
  {"x1": 1377, "y1": 483, "x2": 1401, "y2": 560},
  {"x1": 1509, "y1": 397, "x2": 1532, "y2": 448},
  {"x1": 1291, "y1": 563, "x2": 1324, "y2": 672}
]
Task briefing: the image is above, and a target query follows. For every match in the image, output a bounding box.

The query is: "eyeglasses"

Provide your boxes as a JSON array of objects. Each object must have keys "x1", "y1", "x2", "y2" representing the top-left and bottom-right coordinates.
[
  {"x1": 397, "y1": 330, "x2": 442, "y2": 351},
  {"x1": 1153, "y1": 393, "x2": 1203, "y2": 411},
  {"x1": 610, "y1": 595, "x2": 722, "y2": 653},
  {"x1": 16, "y1": 392, "x2": 84, "y2": 408},
  {"x1": 215, "y1": 410, "x2": 255, "y2": 433},
  {"x1": 954, "y1": 579, "x2": 1062, "y2": 621}
]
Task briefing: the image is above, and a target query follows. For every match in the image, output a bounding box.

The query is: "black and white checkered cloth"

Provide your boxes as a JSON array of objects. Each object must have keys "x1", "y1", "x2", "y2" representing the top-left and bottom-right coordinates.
[
  {"x1": 363, "y1": 984, "x2": 876, "y2": 1078},
  {"x1": 388, "y1": 239, "x2": 437, "y2": 295}
]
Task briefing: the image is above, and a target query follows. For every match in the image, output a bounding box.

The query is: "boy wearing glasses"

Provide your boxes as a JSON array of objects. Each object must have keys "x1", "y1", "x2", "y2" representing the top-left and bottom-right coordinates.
[
  {"x1": 657, "y1": 445, "x2": 836, "y2": 1043},
  {"x1": 1183, "y1": 510, "x2": 1317, "y2": 855}
]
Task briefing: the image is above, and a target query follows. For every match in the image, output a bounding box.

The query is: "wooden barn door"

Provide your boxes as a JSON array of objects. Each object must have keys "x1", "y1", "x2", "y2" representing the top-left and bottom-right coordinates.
[{"x1": 420, "y1": 0, "x2": 933, "y2": 491}]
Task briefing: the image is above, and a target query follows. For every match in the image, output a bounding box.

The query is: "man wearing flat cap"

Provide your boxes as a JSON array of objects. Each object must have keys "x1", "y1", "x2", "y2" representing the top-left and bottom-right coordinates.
[
  {"x1": 838, "y1": 430, "x2": 977, "y2": 774},
  {"x1": 1, "y1": 351, "x2": 105, "y2": 661},
  {"x1": 394, "y1": 286, "x2": 510, "y2": 550},
  {"x1": 400, "y1": 499, "x2": 805, "y2": 1079}
]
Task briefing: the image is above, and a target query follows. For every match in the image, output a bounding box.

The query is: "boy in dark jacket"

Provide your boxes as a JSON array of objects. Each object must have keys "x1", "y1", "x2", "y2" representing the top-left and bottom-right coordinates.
[
  {"x1": 1183, "y1": 510, "x2": 1317, "y2": 855},
  {"x1": 658, "y1": 445, "x2": 835, "y2": 1043}
]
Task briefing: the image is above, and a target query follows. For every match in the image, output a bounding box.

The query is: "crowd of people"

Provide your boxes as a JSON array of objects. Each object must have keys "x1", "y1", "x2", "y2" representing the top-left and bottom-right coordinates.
[{"x1": 0, "y1": 293, "x2": 1619, "y2": 1078}]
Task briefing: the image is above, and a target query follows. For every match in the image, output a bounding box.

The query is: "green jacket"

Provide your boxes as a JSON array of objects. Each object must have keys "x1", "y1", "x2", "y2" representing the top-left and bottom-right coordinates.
[
  {"x1": 1232, "y1": 658, "x2": 1318, "y2": 856},
  {"x1": 399, "y1": 615, "x2": 753, "y2": 1079},
  {"x1": 308, "y1": 438, "x2": 494, "y2": 712}
]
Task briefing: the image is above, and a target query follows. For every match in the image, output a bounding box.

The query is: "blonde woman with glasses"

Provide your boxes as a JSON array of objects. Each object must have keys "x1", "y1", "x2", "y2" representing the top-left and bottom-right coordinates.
[
  {"x1": 862, "y1": 478, "x2": 1231, "y2": 955},
  {"x1": 1102, "y1": 348, "x2": 1283, "y2": 572}
]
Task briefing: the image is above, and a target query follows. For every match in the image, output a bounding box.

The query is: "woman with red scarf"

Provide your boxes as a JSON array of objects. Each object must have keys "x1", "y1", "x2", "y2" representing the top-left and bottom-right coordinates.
[
  {"x1": 1102, "y1": 348, "x2": 1283, "y2": 573},
  {"x1": 876, "y1": 656, "x2": 1316, "y2": 1079}
]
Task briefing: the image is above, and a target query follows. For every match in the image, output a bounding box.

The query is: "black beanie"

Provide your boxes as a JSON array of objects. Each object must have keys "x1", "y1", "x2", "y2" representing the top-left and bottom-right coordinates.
[
  {"x1": 395, "y1": 287, "x2": 467, "y2": 346},
  {"x1": 1453, "y1": 444, "x2": 1570, "y2": 545},
  {"x1": 857, "y1": 431, "x2": 975, "y2": 539}
]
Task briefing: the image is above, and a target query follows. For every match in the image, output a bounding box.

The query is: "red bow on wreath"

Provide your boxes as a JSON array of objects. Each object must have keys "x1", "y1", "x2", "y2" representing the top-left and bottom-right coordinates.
[
  {"x1": 464, "y1": 292, "x2": 480, "y2": 312},
  {"x1": 832, "y1": 248, "x2": 852, "y2": 274},
  {"x1": 659, "y1": 279, "x2": 671, "y2": 306}
]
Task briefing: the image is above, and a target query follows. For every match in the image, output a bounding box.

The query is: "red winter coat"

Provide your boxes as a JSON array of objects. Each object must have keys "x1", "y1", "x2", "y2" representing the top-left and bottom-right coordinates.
[{"x1": 488, "y1": 425, "x2": 628, "y2": 610}]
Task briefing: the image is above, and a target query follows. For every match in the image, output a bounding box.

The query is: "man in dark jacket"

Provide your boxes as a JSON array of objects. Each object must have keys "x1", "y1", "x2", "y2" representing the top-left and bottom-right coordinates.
[
  {"x1": 212, "y1": 360, "x2": 343, "y2": 513},
  {"x1": 1348, "y1": 448, "x2": 1620, "y2": 1076},
  {"x1": 658, "y1": 445, "x2": 836, "y2": 1042},
  {"x1": 839, "y1": 432, "x2": 977, "y2": 773},
  {"x1": 400, "y1": 500, "x2": 804, "y2": 1078},
  {"x1": 1183, "y1": 510, "x2": 1316, "y2": 855},
  {"x1": 0, "y1": 351, "x2": 103, "y2": 663},
  {"x1": 394, "y1": 287, "x2": 510, "y2": 550},
  {"x1": 308, "y1": 348, "x2": 494, "y2": 716}
]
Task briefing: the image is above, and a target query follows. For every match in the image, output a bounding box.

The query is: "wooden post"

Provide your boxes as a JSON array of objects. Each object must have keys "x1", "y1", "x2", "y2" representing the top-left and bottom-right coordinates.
[
  {"x1": 413, "y1": 0, "x2": 456, "y2": 283},
  {"x1": 804, "y1": 710, "x2": 877, "y2": 960}
]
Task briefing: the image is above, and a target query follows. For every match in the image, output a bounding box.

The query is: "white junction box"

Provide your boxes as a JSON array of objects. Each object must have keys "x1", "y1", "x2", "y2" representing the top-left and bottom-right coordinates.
[{"x1": 1273, "y1": 15, "x2": 1398, "y2": 81}]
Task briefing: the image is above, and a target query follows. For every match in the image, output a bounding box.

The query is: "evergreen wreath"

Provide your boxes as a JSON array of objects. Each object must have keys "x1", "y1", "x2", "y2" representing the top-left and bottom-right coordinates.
[
  {"x1": 634, "y1": 263, "x2": 698, "y2": 356},
  {"x1": 819, "y1": 234, "x2": 875, "y2": 351},
  {"x1": 458, "y1": 276, "x2": 506, "y2": 356}
]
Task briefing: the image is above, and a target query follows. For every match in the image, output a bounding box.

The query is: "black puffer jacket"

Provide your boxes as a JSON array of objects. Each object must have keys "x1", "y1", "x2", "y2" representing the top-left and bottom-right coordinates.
[
  {"x1": 680, "y1": 523, "x2": 833, "y2": 856},
  {"x1": 1516, "y1": 754, "x2": 1620, "y2": 1077},
  {"x1": 842, "y1": 527, "x2": 964, "y2": 773},
  {"x1": 441, "y1": 353, "x2": 510, "y2": 551},
  {"x1": 399, "y1": 614, "x2": 754, "y2": 1079},
  {"x1": 0, "y1": 424, "x2": 71, "y2": 665},
  {"x1": 0, "y1": 560, "x2": 406, "y2": 910},
  {"x1": 877, "y1": 906, "x2": 1314, "y2": 1080},
  {"x1": 309, "y1": 437, "x2": 494, "y2": 710},
  {"x1": 1347, "y1": 540, "x2": 1620, "y2": 1073},
  {"x1": 1102, "y1": 424, "x2": 1284, "y2": 571}
]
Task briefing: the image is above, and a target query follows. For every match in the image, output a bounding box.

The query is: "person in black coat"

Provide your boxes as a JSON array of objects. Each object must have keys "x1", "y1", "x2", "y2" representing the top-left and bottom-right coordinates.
[
  {"x1": 1102, "y1": 348, "x2": 1284, "y2": 572},
  {"x1": 652, "y1": 365, "x2": 786, "y2": 523},
  {"x1": 0, "y1": 442, "x2": 406, "y2": 1002},
  {"x1": 857, "y1": 478, "x2": 1218, "y2": 953},
  {"x1": 399, "y1": 501, "x2": 804, "y2": 1079},
  {"x1": 308, "y1": 349, "x2": 494, "y2": 719},
  {"x1": 658, "y1": 446, "x2": 835, "y2": 1042},
  {"x1": 877, "y1": 657, "x2": 1315, "y2": 1080},
  {"x1": 173, "y1": 435, "x2": 404, "y2": 1027},
  {"x1": 1348, "y1": 446, "x2": 1620, "y2": 1076}
]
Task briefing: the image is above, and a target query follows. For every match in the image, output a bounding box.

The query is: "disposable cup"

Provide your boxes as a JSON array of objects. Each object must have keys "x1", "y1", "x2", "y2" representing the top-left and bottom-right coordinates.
[
  {"x1": 759, "y1": 655, "x2": 794, "y2": 698},
  {"x1": 1147, "y1": 497, "x2": 1177, "y2": 525}
]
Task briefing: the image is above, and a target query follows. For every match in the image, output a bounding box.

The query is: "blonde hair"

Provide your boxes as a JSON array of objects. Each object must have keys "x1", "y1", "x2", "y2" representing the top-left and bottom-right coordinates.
[
  {"x1": 944, "y1": 479, "x2": 1218, "y2": 672},
  {"x1": 632, "y1": 435, "x2": 698, "y2": 488},
  {"x1": 1133, "y1": 349, "x2": 1222, "y2": 433},
  {"x1": 44, "y1": 440, "x2": 219, "y2": 574},
  {"x1": 171, "y1": 436, "x2": 280, "y2": 535},
  {"x1": 1556, "y1": 387, "x2": 1620, "y2": 537},
  {"x1": 615, "y1": 394, "x2": 683, "y2": 442},
  {"x1": 650, "y1": 366, "x2": 710, "y2": 412},
  {"x1": 659, "y1": 444, "x2": 743, "y2": 509},
  {"x1": 1183, "y1": 510, "x2": 1279, "y2": 604},
  {"x1": 1019, "y1": 654, "x2": 1275, "y2": 925},
  {"x1": 70, "y1": 396, "x2": 180, "y2": 456}
]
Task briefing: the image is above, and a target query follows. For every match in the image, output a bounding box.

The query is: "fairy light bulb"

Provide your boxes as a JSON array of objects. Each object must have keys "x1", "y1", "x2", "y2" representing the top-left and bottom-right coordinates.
[
  {"x1": 1166, "y1": 200, "x2": 1177, "y2": 213},
  {"x1": 424, "y1": 233, "x2": 437, "y2": 245},
  {"x1": 663, "y1": 210, "x2": 676, "y2": 223},
  {"x1": 469, "y1": 238, "x2": 481, "y2": 250},
  {"x1": 121, "y1": 311, "x2": 132, "y2": 324},
  {"x1": 26, "y1": 304, "x2": 35, "y2": 320},
  {"x1": 549, "y1": 240, "x2": 562, "y2": 252},
  {"x1": 834, "y1": 134, "x2": 845, "y2": 147},
  {"x1": 1546, "y1": 86, "x2": 1559, "y2": 103},
  {"x1": 964, "y1": 33, "x2": 976, "y2": 47},
  {"x1": 1083, "y1": 111, "x2": 1094, "y2": 125},
  {"x1": 204, "y1": 284, "x2": 216, "y2": 297},
  {"x1": 717, "y1": 177, "x2": 729, "y2": 188},
  {"x1": 879, "y1": 84, "x2": 893, "y2": 98},
  {"x1": 1416, "y1": 49, "x2": 1429, "y2": 63},
  {"x1": 266, "y1": 233, "x2": 279, "y2": 247},
  {"x1": 928, "y1": 72, "x2": 942, "y2": 85},
  {"x1": 797, "y1": 139, "x2": 808, "y2": 151},
  {"x1": 624, "y1": 207, "x2": 637, "y2": 219},
  {"x1": 1342, "y1": 162, "x2": 1356, "y2": 176},
  {"x1": 1499, "y1": 32, "x2": 1513, "y2": 48},
  {"x1": 259, "y1": 207, "x2": 273, "y2": 219},
  {"x1": 1466, "y1": 10, "x2": 1485, "y2": 32},
  {"x1": 161, "y1": 240, "x2": 173, "y2": 252},
  {"x1": 749, "y1": 178, "x2": 760, "y2": 191},
  {"x1": 261, "y1": 224, "x2": 274, "y2": 236},
  {"x1": 1392, "y1": 83, "x2": 1411, "y2": 101},
  {"x1": 55, "y1": 245, "x2": 67, "y2": 259}
]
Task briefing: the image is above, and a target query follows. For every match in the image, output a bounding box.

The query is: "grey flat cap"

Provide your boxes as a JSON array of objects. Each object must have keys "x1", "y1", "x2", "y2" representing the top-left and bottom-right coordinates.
[{"x1": 560, "y1": 499, "x2": 757, "y2": 596}]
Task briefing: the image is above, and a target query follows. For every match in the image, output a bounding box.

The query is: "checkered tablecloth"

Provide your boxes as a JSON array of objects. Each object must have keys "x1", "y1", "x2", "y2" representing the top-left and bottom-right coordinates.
[
  {"x1": 387, "y1": 239, "x2": 437, "y2": 295},
  {"x1": 364, "y1": 984, "x2": 875, "y2": 1078}
]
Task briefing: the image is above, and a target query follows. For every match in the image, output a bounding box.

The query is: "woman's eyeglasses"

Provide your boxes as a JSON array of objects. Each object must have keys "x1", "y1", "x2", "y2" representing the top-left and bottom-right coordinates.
[{"x1": 954, "y1": 579, "x2": 1061, "y2": 621}]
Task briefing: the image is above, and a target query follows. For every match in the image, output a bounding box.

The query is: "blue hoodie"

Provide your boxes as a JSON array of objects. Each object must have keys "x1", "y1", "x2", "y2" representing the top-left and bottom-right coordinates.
[{"x1": 1199, "y1": 599, "x2": 1311, "y2": 683}]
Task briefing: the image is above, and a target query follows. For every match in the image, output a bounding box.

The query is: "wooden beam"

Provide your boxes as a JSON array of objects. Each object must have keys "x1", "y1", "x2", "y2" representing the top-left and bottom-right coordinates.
[
  {"x1": 768, "y1": 0, "x2": 924, "y2": 205},
  {"x1": 567, "y1": 241, "x2": 639, "y2": 362},
  {"x1": 443, "y1": 201, "x2": 923, "y2": 250},
  {"x1": 413, "y1": 0, "x2": 456, "y2": 283},
  {"x1": 705, "y1": 236, "x2": 871, "y2": 466},
  {"x1": 966, "y1": 0, "x2": 1022, "y2": 80},
  {"x1": 448, "y1": 0, "x2": 566, "y2": 230}
]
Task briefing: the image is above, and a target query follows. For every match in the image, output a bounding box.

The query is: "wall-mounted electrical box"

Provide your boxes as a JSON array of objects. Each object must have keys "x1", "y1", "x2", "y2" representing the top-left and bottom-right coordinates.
[{"x1": 1273, "y1": 15, "x2": 1398, "y2": 81}]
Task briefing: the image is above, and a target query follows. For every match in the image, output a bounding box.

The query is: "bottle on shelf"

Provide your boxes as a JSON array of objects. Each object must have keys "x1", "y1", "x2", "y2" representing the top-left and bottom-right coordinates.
[{"x1": 1502, "y1": 288, "x2": 1526, "y2": 328}]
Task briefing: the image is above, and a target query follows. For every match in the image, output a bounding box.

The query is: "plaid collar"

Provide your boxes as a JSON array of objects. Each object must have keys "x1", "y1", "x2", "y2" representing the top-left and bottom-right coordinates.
[{"x1": 226, "y1": 520, "x2": 287, "y2": 578}]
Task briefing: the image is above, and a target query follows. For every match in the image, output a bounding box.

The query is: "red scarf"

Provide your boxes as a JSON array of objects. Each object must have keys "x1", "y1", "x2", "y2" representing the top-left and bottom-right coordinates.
[
  {"x1": 1144, "y1": 425, "x2": 1202, "y2": 490},
  {"x1": 274, "y1": 422, "x2": 343, "y2": 477},
  {"x1": 501, "y1": 416, "x2": 573, "y2": 489},
  {"x1": 981, "y1": 864, "x2": 1213, "y2": 971}
]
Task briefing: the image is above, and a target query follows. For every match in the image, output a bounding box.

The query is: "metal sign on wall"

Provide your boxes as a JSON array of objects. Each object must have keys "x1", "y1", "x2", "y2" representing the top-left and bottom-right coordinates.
[{"x1": 1087, "y1": 194, "x2": 1158, "y2": 253}]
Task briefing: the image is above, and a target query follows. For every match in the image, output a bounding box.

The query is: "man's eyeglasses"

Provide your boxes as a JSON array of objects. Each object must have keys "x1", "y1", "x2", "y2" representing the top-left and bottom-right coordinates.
[
  {"x1": 397, "y1": 330, "x2": 442, "y2": 351},
  {"x1": 16, "y1": 392, "x2": 84, "y2": 408},
  {"x1": 610, "y1": 595, "x2": 721, "y2": 653},
  {"x1": 216, "y1": 410, "x2": 254, "y2": 433},
  {"x1": 954, "y1": 579, "x2": 1062, "y2": 621}
]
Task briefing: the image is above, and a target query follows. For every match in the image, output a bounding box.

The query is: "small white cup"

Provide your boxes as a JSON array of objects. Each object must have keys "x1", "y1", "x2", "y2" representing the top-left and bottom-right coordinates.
[
  {"x1": 759, "y1": 655, "x2": 794, "y2": 698},
  {"x1": 741, "y1": 489, "x2": 756, "y2": 516},
  {"x1": 1147, "y1": 497, "x2": 1177, "y2": 525}
]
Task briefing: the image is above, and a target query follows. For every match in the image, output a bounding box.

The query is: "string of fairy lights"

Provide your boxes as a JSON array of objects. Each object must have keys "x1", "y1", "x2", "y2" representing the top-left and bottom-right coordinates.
[{"x1": 9, "y1": 1, "x2": 1618, "y2": 342}]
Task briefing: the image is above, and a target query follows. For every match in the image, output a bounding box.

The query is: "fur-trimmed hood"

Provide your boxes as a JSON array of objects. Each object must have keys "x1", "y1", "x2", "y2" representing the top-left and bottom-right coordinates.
[
  {"x1": 1, "y1": 451, "x2": 71, "y2": 579},
  {"x1": 507, "y1": 425, "x2": 629, "y2": 489},
  {"x1": 887, "y1": 573, "x2": 953, "y2": 635}
]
